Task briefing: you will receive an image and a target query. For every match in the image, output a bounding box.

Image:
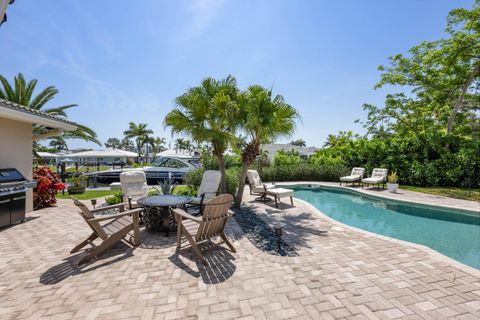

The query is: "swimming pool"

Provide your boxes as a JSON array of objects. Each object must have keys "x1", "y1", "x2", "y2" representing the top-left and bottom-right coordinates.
[{"x1": 289, "y1": 185, "x2": 480, "y2": 269}]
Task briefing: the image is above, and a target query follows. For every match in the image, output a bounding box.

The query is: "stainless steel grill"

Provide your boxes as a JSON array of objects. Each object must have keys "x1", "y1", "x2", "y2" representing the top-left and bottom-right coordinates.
[{"x1": 0, "y1": 168, "x2": 35, "y2": 228}]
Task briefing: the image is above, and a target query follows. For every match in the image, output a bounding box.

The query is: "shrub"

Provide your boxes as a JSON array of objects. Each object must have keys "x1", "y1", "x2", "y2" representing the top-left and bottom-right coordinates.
[
  {"x1": 33, "y1": 166, "x2": 65, "y2": 210},
  {"x1": 105, "y1": 191, "x2": 123, "y2": 205},
  {"x1": 184, "y1": 167, "x2": 240, "y2": 197},
  {"x1": 273, "y1": 150, "x2": 303, "y2": 166},
  {"x1": 261, "y1": 163, "x2": 348, "y2": 182}
]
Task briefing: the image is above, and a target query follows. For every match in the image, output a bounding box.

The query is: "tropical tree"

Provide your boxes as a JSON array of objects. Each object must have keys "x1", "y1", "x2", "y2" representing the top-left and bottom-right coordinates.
[
  {"x1": 234, "y1": 85, "x2": 299, "y2": 208},
  {"x1": 123, "y1": 122, "x2": 153, "y2": 163},
  {"x1": 49, "y1": 136, "x2": 68, "y2": 152},
  {"x1": 0, "y1": 73, "x2": 100, "y2": 146},
  {"x1": 151, "y1": 137, "x2": 167, "y2": 157},
  {"x1": 105, "y1": 137, "x2": 121, "y2": 149},
  {"x1": 290, "y1": 139, "x2": 306, "y2": 147},
  {"x1": 174, "y1": 138, "x2": 187, "y2": 152},
  {"x1": 141, "y1": 135, "x2": 157, "y2": 162},
  {"x1": 120, "y1": 137, "x2": 135, "y2": 152},
  {"x1": 164, "y1": 75, "x2": 239, "y2": 193}
]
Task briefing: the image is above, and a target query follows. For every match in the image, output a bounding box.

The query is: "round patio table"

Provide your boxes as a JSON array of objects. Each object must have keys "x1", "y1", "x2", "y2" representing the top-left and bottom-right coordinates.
[{"x1": 137, "y1": 195, "x2": 192, "y2": 236}]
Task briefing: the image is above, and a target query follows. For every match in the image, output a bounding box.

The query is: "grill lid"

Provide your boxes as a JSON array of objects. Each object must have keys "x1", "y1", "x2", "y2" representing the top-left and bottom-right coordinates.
[{"x1": 0, "y1": 168, "x2": 27, "y2": 184}]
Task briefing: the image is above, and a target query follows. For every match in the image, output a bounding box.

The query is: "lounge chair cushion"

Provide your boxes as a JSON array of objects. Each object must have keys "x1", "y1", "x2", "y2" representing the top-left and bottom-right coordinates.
[
  {"x1": 340, "y1": 175, "x2": 362, "y2": 182},
  {"x1": 362, "y1": 168, "x2": 388, "y2": 184},
  {"x1": 120, "y1": 171, "x2": 148, "y2": 202},
  {"x1": 251, "y1": 183, "x2": 275, "y2": 194}
]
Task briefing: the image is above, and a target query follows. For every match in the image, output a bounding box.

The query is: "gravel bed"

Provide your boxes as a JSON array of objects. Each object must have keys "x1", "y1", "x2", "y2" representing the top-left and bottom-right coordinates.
[{"x1": 233, "y1": 206, "x2": 298, "y2": 257}]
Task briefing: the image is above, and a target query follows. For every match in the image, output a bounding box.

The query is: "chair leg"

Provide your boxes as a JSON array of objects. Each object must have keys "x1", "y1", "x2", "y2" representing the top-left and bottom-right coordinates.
[
  {"x1": 220, "y1": 234, "x2": 236, "y2": 253},
  {"x1": 132, "y1": 212, "x2": 141, "y2": 246},
  {"x1": 71, "y1": 233, "x2": 97, "y2": 253},
  {"x1": 275, "y1": 196, "x2": 278, "y2": 208},
  {"x1": 290, "y1": 196, "x2": 293, "y2": 206},
  {"x1": 183, "y1": 231, "x2": 208, "y2": 266},
  {"x1": 176, "y1": 219, "x2": 183, "y2": 248}
]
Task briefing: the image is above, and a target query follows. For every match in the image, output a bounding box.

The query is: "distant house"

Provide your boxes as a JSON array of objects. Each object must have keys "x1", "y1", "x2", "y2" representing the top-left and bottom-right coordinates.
[
  {"x1": 0, "y1": 99, "x2": 77, "y2": 212},
  {"x1": 60, "y1": 149, "x2": 138, "y2": 165},
  {"x1": 261, "y1": 144, "x2": 319, "y2": 162}
]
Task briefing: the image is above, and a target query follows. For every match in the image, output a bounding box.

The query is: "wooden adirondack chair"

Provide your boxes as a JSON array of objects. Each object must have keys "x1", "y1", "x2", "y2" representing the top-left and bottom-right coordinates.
[
  {"x1": 71, "y1": 197, "x2": 142, "y2": 264},
  {"x1": 174, "y1": 194, "x2": 236, "y2": 266}
]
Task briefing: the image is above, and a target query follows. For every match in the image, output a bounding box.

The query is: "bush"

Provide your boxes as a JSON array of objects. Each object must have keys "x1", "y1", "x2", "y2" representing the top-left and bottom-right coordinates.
[
  {"x1": 33, "y1": 166, "x2": 65, "y2": 210},
  {"x1": 105, "y1": 191, "x2": 123, "y2": 205},
  {"x1": 184, "y1": 167, "x2": 240, "y2": 196},
  {"x1": 273, "y1": 150, "x2": 303, "y2": 166},
  {"x1": 201, "y1": 153, "x2": 242, "y2": 170},
  {"x1": 261, "y1": 163, "x2": 348, "y2": 182}
]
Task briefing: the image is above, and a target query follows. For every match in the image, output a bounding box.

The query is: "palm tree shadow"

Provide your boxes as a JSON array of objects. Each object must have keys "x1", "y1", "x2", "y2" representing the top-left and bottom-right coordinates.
[
  {"x1": 263, "y1": 207, "x2": 329, "y2": 251},
  {"x1": 39, "y1": 242, "x2": 134, "y2": 285},
  {"x1": 168, "y1": 242, "x2": 236, "y2": 284}
]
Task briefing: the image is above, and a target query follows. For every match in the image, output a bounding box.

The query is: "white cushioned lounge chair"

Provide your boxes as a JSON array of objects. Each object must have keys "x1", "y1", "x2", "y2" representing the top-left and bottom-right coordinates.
[
  {"x1": 190, "y1": 170, "x2": 222, "y2": 206},
  {"x1": 120, "y1": 171, "x2": 148, "y2": 209},
  {"x1": 339, "y1": 167, "x2": 365, "y2": 186},
  {"x1": 362, "y1": 168, "x2": 388, "y2": 190},
  {"x1": 246, "y1": 169, "x2": 275, "y2": 202}
]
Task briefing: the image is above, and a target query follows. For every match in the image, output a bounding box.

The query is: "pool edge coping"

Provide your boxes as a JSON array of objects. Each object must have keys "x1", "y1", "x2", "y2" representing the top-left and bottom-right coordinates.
[
  {"x1": 276, "y1": 181, "x2": 479, "y2": 215},
  {"x1": 290, "y1": 194, "x2": 480, "y2": 276}
]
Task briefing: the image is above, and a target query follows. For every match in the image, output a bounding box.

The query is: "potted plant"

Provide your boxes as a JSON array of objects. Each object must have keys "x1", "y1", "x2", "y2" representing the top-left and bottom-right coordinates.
[
  {"x1": 68, "y1": 175, "x2": 88, "y2": 194},
  {"x1": 387, "y1": 171, "x2": 399, "y2": 193}
]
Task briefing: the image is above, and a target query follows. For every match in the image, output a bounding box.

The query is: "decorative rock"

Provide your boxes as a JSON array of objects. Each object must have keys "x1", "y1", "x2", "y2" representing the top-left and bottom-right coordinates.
[{"x1": 233, "y1": 206, "x2": 297, "y2": 257}]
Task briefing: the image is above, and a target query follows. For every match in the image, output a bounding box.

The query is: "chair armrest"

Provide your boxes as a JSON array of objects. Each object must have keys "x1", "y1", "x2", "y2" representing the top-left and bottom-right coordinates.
[
  {"x1": 173, "y1": 208, "x2": 202, "y2": 223},
  {"x1": 91, "y1": 208, "x2": 143, "y2": 222},
  {"x1": 91, "y1": 203, "x2": 126, "y2": 213}
]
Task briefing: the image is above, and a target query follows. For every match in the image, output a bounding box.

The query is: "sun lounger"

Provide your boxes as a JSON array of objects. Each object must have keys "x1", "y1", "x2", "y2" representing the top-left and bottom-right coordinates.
[
  {"x1": 362, "y1": 168, "x2": 388, "y2": 190},
  {"x1": 339, "y1": 167, "x2": 365, "y2": 186}
]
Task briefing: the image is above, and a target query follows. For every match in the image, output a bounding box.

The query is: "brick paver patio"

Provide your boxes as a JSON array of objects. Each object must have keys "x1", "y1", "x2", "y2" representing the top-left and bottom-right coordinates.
[{"x1": 0, "y1": 190, "x2": 479, "y2": 319}]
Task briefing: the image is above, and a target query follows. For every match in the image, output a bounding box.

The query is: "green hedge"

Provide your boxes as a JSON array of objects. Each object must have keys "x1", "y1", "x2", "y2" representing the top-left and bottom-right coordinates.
[
  {"x1": 185, "y1": 168, "x2": 240, "y2": 196},
  {"x1": 260, "y1": 163, "x2": 348, "y2": 182}
]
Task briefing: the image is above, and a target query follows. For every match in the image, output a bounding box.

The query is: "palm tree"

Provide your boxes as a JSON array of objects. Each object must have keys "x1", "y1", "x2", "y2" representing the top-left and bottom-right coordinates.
[
  {"x1": 120, "y1": 137, "x2": 135, "y2": 151},
  {"x1": 151, "y1": 137, "x2": 167, "y2": 158},
  {"x1": 175, "y1": 138, "x2": 186, "y2": 152},
  {"x1": 123, "y1": 122, "x2": 153, "y2": 163},
  {"x1": 164, "y1": 75, "x2": 239, "y2": 193},
  {"x1": 291, "y1": 139, "x2": 306, "y2": 147},
  {"x1": 105, "y1": 137, "x2": 121, "y2": 149},
  {"x1": 234, "y1": 85, "x2": 299, "y2": 208},
  {"x1": 49, "y1": 136, "x2": 68, "y2": 151},
  {"x1": 0, "y1": 73, "x2": 100, "y2": 146},
  {"x1": 141, "y1": 135, "x2": 157, "y2": 163}
]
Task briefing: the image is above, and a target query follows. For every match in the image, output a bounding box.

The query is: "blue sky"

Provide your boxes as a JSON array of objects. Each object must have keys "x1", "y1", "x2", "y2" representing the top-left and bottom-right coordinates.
[{"x1": 1, "y1": 0, "x2": 473, "y2": 149}]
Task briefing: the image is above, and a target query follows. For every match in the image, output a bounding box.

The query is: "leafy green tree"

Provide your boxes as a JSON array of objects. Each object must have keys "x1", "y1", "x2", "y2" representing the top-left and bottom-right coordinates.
[
  {"x1": 234, "y1": 85, "x2": 299, "y2": 208},
  {"x1": 105, "y1": 137, "x2": 121, "y2": 149},
  {"x1": 0, "y1": 73, "x2": 100, "y2": 146},
  {"x1": 123, "y1": 122, "x2": 153, "y2": 163},
  {"x1": 290, "y1": 139, "x2": 306, "y2": 147},
  {"x1": 164, "y1": 75, "x2": 240, "y2": 193},
  {"x1": 368, "y1": 3, "x2": 480, "y2": 137}
]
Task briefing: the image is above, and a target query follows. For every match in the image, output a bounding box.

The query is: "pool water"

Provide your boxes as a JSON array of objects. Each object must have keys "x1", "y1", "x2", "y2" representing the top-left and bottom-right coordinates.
[{"x1": 290, "y1": 185, "x2": 480, "y2": 269}]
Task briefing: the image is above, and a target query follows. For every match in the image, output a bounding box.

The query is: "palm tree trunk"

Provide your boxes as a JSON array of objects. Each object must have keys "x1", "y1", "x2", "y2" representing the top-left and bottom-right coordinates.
[
  {"x1": 217, "y1": 154, "x2": 227, "y2": 194},
  {"x1": 234, "y1": 163, "x2": 250, "y2": 208}
]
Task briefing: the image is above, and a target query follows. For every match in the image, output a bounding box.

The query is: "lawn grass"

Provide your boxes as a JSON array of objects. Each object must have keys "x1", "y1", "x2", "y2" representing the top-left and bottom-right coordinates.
[
  {"x1": 56, "y1": 189, "x2": 118, "y2": 200},
  {"x1": 400, "y1": 185, "x2": 480, "y2": 202},
  {"x1": 56, "y1": 185, "x2": 192, "y2": 200}
]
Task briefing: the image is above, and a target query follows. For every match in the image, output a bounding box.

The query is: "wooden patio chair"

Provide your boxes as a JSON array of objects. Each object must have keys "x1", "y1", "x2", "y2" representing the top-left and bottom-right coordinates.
[
  {"x1": 174, "y1": 194, "x2": 236, "y2": 266},
  {"x1": 71, "y1": 197, "x2": 142, "y2": 264}
]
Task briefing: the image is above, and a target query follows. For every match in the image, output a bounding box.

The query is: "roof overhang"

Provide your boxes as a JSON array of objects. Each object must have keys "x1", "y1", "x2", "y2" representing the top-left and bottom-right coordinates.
[{"x1": 0, "y1": 104, "x2": 77, "y2": 131}]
